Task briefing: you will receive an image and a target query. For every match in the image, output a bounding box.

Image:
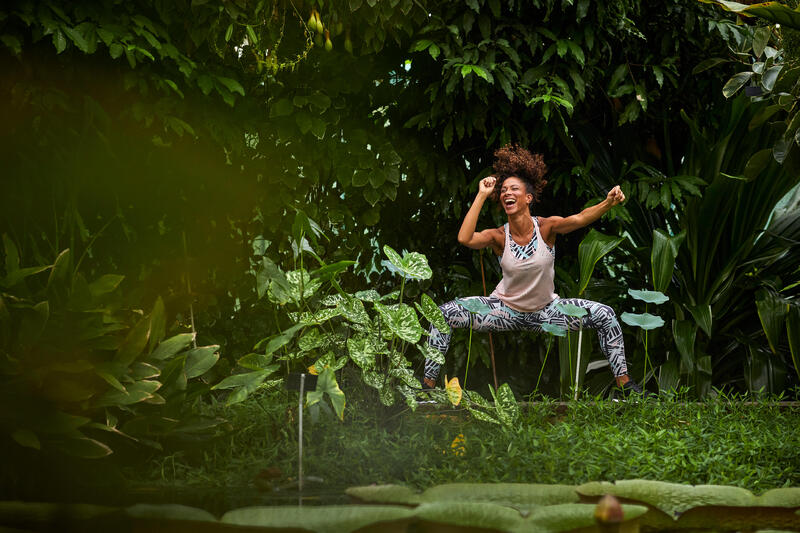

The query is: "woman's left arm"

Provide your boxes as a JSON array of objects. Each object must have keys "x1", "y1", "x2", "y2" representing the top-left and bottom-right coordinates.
[{"x1": 542, "y1": 185, "x2": 625, "y2": 238}]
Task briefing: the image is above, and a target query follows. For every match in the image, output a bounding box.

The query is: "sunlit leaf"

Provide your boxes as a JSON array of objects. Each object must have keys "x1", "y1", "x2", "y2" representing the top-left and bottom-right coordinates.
[{"x1": 445, "y1": 376, "x2": 462, "y2": 406}]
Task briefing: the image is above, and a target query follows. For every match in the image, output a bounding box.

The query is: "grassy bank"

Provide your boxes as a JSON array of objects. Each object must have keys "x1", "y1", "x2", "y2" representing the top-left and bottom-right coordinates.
[{"x1": 134, "y1": 389, "x2": 800, "y2": 495}]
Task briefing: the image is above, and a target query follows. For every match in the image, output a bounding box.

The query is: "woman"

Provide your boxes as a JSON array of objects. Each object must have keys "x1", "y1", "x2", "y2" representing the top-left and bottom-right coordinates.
[{"x1": 423, "y1": 144, "x2": 645, "y2": 395}]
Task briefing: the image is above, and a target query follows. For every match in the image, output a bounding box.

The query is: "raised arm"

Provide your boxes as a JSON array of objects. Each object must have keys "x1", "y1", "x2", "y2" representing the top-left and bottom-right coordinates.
[
  {"x1": 543, "y1": 185, "x2": 626, "y2": 237},
  {"x1": 457, "y1": 176, "x2": 501, "y2": 251}
]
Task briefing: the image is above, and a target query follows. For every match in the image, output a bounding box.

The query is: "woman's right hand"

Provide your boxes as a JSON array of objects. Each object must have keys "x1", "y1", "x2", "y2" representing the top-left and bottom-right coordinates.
[{"x1": 478, "y1": 176, "x2": 496, "y2": 197}]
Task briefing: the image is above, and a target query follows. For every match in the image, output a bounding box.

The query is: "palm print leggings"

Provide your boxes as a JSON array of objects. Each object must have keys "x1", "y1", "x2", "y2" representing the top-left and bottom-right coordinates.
[{"x1": 423, "y1": 296, "x2": 628, "y2": 382}]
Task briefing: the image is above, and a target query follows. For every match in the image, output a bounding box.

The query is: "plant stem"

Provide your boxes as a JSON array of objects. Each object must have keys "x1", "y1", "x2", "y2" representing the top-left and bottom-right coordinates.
[
  {"x1": 534, "y1": 336, "x2": 552, "y2": 394},
  {"x1": 464, "y1": 313, "x2": 473, "y2": 389}
]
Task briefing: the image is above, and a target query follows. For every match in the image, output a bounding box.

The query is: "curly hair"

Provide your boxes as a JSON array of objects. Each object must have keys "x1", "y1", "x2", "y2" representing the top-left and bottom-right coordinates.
[{"x1": 491, "y1": 144, "x2": 548, "y2": 208}]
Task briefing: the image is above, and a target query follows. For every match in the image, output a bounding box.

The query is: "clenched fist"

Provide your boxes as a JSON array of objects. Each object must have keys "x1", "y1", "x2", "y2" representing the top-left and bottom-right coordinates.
[
  {"x1": 479, "y1": 176, "x2": 496, "y2": 197},
  {"x1": 606, "y1": 185, "x2": 625, "y2": 206}
]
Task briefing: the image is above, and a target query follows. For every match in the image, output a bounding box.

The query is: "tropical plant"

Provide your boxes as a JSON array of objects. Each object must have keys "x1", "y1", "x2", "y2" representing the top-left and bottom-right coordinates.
[
  {"x1": 0, "y1": 236, "x2": 223, "y2": 459},
  {"x1": 219, "y1": 212, "x2": 451, "y2": 413}
]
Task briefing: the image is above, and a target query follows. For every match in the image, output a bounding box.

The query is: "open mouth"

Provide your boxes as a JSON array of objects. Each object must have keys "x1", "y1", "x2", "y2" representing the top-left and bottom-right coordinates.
[{"x1": 504, "y1": 198, "x2": 516, "y2": 207}]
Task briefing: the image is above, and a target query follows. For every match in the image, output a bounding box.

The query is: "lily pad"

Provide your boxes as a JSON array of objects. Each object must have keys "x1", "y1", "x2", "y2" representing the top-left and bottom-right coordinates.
[
  {"x1": 620, "y1": 312, "x2": 665, "y2": 330},
  {"x1": 555, "y1": 302, "x2": 588, "y2": 318},
  {"x1": 515, "y1": 503, "x2": 648, "y2": 533},
  {"x1": 628, "y1": 288, "x2": 669, "y2": 305},
  {"x1": 346, "y1": 484, "x2": 423, "y2": 505},
  {"x1": 221, "y1": 505, "x2": 415, "y2": 533},
  {"x1": 414, "y1": 501, "x2": 524, "y2": 531},
  {"x1": 541, "y1": 323, "x2": 567, "y2": 337},
  {"x1": 455, "y1": 298, "x2": 494, "y2": 316},
  {"x1": 576, "y1": 479, "x2": 755, "y2": 516},
  {"x1": 125, "y1": 503, "x2": 217, "y2": 522},
  {"x1": 420, "y1": 483, "x2": 580, "y2": 508}
]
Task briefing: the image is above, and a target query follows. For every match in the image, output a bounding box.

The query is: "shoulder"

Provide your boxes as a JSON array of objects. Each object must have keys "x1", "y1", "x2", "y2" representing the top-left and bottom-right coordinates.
[{"x1": 536, "y1": 216, "x2": 561, "y2": 245}]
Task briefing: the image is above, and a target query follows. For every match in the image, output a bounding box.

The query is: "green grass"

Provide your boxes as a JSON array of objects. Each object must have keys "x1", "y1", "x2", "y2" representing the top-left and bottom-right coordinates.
[{"x1": 133, "y1": 388, "x2": 800, "y2": 495}]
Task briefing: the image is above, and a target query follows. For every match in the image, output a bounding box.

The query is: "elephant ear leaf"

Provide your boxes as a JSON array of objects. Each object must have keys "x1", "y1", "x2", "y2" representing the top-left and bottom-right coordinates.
[
  {"x1": 577, "y1": 229, "x2": 623, "y2": 295},
  {"x1": 306, "y1": 367, "x2": 345, "y2": 420}
]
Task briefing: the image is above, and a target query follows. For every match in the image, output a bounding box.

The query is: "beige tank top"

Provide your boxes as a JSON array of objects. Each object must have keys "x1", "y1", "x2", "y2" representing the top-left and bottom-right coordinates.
[{"x1": 490, "y1": 216, "x2": 559, "y2": 312}]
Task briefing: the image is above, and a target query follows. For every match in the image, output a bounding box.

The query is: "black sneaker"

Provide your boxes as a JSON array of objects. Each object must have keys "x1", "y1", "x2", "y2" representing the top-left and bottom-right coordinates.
[{"x1": 617, "y1": 380, "x2": 653, "y2": 399}]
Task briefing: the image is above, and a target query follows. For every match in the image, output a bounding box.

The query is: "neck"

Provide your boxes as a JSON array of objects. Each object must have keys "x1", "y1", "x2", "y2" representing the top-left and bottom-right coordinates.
[{"x1": 507, "y1": 210, "x2": 533, "y2": 235}]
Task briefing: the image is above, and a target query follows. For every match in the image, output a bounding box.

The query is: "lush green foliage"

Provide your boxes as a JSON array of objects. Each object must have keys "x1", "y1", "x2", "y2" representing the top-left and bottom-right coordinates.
[
  {"x1": 2, "y1": 0, "x2": 800, "y2": 491},
  {"x1": 0, "y1": 236, "x2": 224, "y2": 464},
  {"x1": 141, "y1": 390, "x2": 800, "y2": 492}
]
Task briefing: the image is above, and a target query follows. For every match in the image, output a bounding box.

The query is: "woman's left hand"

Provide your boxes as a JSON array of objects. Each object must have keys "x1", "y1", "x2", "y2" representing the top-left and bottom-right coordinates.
[{"x1": 606, "y1": 185, "x2": 625, "y2": 206}]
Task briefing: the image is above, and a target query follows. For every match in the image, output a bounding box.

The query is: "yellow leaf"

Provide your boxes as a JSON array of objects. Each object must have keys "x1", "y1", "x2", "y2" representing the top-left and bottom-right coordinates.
[
  {"x1": 445, "y1": 375, "x2": 462, "y2": 406},
  {"x1": 307, "y1": 365, "x2": 318, "y2": 375}
]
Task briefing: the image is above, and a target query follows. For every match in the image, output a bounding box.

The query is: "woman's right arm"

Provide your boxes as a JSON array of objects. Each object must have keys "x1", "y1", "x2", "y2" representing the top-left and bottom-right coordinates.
[{"x1": 457, "y1": 176, "x2": 498, "y2": 250}]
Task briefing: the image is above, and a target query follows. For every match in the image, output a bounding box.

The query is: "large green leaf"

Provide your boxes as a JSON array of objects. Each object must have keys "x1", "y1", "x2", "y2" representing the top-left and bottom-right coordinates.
[
  {"x1": 311, "y1": 260, "x2": 356, "y2": 282},
  {"x1": 700, "y1": 0, "x2": 800, "y2": 30},
  {"x1": 577, "y1": 229, "x2": 623, "y2": 295},
  {"x1": 787, "y1": 306, "x2": 800, "y2": 381},
  {"x1": 125, "y1": 504, "x2": 216, "y2": 523},
  {"x1": 382, "y1": 245, "x2": 433, "y2": 280},
  {"x1": 755, "y1": 289, "x2": 788, "y2": 354},
  {"x1": 150, "y1": 333, "x2": 194, "y2": 360},
  {"x1": 306, "y1": 367, "x2": 345, "y2": 420},
  {"x1": 555, "y1": 301, "x2": 588, "y2": 318},
  {"x1": 88, "y1": 274, "x2": 125, "y2": 298},
  {"x1": 621, "y1": 312, "x2": 665, "y2": 330},
  {"x1": 183, "y1": 345, "x2": 219, "y2": 378},
  {"x1": 628, "y1": 289, "x2": 669, "y2": 305},
  {"x1": 415, "y1": 293, "x2": 450, "y2": 334},
  {"x1": 651, "y1": 229, "x2": 685, "y2": 293},
  {"x1": 541, "y1": 322, "x2": 567, "y2": 337},
  {"x1": 418, "y1": 342, "x2": 445, "y2": 364},
  {"x1": 455, "y1": 297, "x2": 494, "y2": 316},
  {"x1": 672, "y1": 320, "x2": 698, "y2": 371},
  {"x1": 222, "y1": 505, "x2": 415, "y2": 531},
  {"x1": 115, "y1": 313, "x2": 151, "y2": 366},
  {"x1": 94, "y1": 380, "x2": 161, "y2": 407},
  {"x1": 490, "y1": 383, "x2": 518, "y2": 427},
  {"x1": 212, "y1": 368, "x2": 276, "y2": 406},
  {"x1": 347, "y1": 335, "x2": 382, "y2": 369},
  {"x1": 687, "y1": 304, "x2": 712, "y2": 337},
  {"x1": 375, "y1": 302, "x2": 423, "y2": 343},
  {"x1": 722, "y1": 71, "x2": 754, "y2": 99},
  {"x1": 255, "y1": 323, "x2": 305, "y2": 355},
  {"x1": 415, "y1": 502, "x2": 523, "y2": 531},
  {"x1": 339, "y1": 296, "x2": 370, "y2": 325}
]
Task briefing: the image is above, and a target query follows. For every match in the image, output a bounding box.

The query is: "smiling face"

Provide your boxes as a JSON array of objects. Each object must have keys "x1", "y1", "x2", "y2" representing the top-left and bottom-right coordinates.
[{"x1": 499, "y1": 176, "x2": 533, "y2": 216}]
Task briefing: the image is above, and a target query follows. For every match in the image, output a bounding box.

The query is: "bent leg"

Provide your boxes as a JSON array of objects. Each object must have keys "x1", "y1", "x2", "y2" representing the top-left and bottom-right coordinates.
[
  {"x1": 424, "y1": 296, "x2": 524, "y2": 382},
  {"x1": 536, "y1": 298, "x2": 628, "y2": 378}
]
